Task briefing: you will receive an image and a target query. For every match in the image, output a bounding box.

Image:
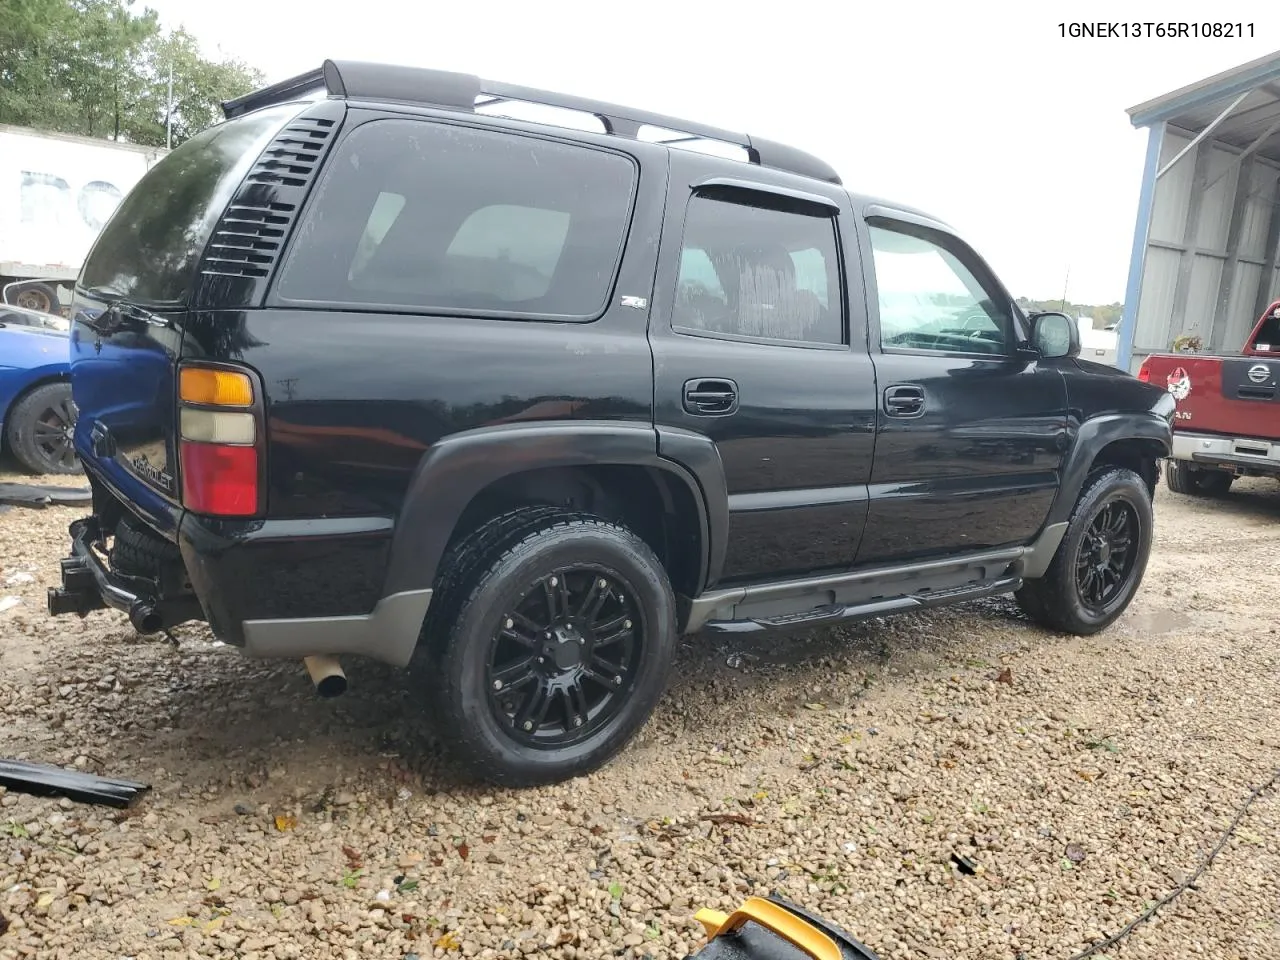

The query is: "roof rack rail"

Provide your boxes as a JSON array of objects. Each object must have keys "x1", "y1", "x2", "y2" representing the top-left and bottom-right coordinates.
[{"x1": 221, "y1": 59, "x2": 841, "y2": 186}]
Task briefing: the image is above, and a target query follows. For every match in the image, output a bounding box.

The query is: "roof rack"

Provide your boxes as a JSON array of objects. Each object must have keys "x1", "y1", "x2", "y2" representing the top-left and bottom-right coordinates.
[{"x1": 221, "y1": 59, "x2": 842, "y2": 186}]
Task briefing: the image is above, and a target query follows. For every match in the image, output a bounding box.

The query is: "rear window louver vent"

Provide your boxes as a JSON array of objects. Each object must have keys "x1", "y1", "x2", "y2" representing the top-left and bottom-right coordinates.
[{"x1": 196, "y1": 104, "x2": 342, "y2": 305}]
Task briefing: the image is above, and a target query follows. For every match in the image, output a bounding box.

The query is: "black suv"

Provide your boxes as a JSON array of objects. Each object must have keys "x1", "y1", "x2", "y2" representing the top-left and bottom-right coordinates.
[{"x1": 49, "y1": 60, "x2": 1175, "y2": 786}]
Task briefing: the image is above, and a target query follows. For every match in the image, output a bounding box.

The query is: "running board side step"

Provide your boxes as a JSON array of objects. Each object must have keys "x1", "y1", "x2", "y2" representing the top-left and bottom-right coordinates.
[{"x1": 700, "y1": 576, "x2": 1022, "y2": 636}]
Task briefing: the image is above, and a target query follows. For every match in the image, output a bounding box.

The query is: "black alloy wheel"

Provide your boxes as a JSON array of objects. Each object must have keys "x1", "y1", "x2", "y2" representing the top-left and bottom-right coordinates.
[
  {"x1": 1074, "y1": 500, "x2": 1138, "y2": 613},
  {"x1": 486, "y1": 568, "x2": 643, "y2": 747},
  {"x1": 7, "y1": 381, "x2": 80, "y2": 475}
]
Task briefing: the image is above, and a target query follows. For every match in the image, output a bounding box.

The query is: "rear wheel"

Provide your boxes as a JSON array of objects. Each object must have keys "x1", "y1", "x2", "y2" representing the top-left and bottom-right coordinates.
[
  {"x1": 1016, "y1": 467, "x2": 1152, "y2": 635},
  {"x1": 1165, "y1": 459, "x2": 1232, "y2": 496},
  {"x1": 424, "y1": 508, "x2": 677, "y2": 786},
  {"x1": 6, "y1": 381, "x2": 79, "y2": 475}
]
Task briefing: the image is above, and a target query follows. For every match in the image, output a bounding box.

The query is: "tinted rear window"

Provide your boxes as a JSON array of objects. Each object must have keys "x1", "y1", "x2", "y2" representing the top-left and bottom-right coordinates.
[
  {"x1": 79, "y1": 103, "x2": 303, "y2": 306},
  {"x1": 274, "y1": 118, "x2": 637, "y2": 319}
]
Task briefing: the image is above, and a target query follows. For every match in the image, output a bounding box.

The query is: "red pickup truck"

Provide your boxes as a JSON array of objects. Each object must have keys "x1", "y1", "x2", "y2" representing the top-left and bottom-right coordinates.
[{"x1": 1139, "y1": 299, "x2": 1280, "y2": 496}]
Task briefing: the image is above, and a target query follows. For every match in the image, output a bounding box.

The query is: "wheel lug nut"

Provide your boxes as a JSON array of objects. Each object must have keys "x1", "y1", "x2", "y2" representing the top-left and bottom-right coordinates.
[
  {"x1": 522, "y1": 721, "x2": 533, "y2": 731},
  {"x1": 613, "y1": 675, "x2": 622, "y2": 685},
  {"x1": 624, "y1": 619, "x2": 632, "y2": 629},
  {"x1": 537, "y1": 657, "x2": 545, "y2": 664},
  {"x1": 505, "y1": 618, "x2": 514, "y2": 629},
  {"x1": 598, "y1": 579, "x2": 607, "y2": 588},
  {"x1": 573, "y1": 717, "x2": 583, "y2": 727},
  {"x1": 493, "y1": 680, "x2": 503, "y2": 690},
  {"x1": 550, "y1": 576, "x2": 558, "y2": 587}
]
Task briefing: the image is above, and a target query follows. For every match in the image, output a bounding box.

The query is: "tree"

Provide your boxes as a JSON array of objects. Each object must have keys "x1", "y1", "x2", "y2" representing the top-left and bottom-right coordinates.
[{"x1": 0, "y1": 0, "x2": 263, "y2": 147}]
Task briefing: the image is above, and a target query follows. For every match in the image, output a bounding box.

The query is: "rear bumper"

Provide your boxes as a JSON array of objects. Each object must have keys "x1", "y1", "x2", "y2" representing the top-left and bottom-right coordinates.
[
  {"x1": 1170, "y1": 431, "x2": 1280, "y2": 474},
  {"x1": 47, "y1": 516, "x2": 203, "y2": 632},
  {"x1": 50, "y1": 490, "x2": 433, "y2": 667}
]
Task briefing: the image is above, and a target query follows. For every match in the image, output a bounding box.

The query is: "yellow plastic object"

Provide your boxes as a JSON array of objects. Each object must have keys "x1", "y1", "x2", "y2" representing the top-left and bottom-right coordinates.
[
  {"x1": 695, "y1": 898, "x2": 842, "y2": 960},
  {"x1": 179, "y1": 367, "x2": 253, "y2": 407}
]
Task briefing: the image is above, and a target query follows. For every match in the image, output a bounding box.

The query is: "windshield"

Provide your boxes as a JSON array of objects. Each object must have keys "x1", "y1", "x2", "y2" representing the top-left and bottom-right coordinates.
[{"x1": 78, "y1": 103, "x2": 305, "y2": 307}]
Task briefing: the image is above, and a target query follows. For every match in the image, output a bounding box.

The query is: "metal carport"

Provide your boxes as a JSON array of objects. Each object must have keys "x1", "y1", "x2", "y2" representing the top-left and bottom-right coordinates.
[{"x1": 1119, "y1": 50, "x2": 1280, "y2": 372}]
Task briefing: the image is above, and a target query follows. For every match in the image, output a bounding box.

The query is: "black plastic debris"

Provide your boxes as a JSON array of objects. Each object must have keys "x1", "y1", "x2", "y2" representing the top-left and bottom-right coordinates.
[
  {"x1": 950, "y1": 852, "x2": 980, "y2": 875},
  {"x1": 0, "y1": 759, "x2": 149, "y2": 808},
  {"x1": 0, "y1": 483, "x2": 92, "y2": 509}
]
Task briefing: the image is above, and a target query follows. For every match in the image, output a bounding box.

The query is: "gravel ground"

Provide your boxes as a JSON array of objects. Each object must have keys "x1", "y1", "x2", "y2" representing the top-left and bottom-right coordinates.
[{"x1": 2, "y1": 466, "x2": 1279, "y2": 960}]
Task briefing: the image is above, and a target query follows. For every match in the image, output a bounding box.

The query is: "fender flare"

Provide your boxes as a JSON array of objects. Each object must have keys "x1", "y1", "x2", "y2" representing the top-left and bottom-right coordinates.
[
  {"x1": 381, "y1": 420, "x2": 728, "y2": 598},
  {"x1": 1046, "y1": 412, "x2": 1172, "y2": 527}
]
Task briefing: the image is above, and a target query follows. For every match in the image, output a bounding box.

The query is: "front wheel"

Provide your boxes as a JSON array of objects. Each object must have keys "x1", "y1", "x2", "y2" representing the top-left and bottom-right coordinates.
[
  {"x1": 425, "y1": 510, "x2": 677, "y2": 787},
  {"x1": 1016, "y1": 467, "x2": 1153, "y2": 635}
]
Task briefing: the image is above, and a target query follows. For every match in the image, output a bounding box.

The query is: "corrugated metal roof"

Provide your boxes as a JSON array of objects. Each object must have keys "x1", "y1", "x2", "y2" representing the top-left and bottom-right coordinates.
[{"x1": 1127, "y1": 50, "x2": 1280, "y2": 163}]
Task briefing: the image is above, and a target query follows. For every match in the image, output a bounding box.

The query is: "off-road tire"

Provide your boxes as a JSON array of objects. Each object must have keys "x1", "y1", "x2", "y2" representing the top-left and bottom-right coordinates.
[
  {"x1": 423, "y1": 507, "x2": 677, "y2": 787},
  {"x1": 6, "y1": 381, "x2": 79, "y2": 475},
  {"x1": 1165, "y1": 459, "x2": 1232, "y2": 497},
  {"x1": 1015, "y1": 467, "x2": 1152, "y2": 635}
]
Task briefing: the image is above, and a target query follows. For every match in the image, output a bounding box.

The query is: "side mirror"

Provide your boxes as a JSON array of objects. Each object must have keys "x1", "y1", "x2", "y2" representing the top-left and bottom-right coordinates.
[{"x1": 1028, "y1": 311, "x2": 1080, "y2": 360}]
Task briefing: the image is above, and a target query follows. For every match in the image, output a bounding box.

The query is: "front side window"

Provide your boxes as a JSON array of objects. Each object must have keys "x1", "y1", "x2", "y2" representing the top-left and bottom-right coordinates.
[
  {"x1": 868, "y1": 222, "x2": 1011, "y2": 355},
  {"x1": 275, "y1": 119, "x2": 637, "y2": 318},
  {"x1": 672, "y1": 189, "x2": 844, "y2": 345}
]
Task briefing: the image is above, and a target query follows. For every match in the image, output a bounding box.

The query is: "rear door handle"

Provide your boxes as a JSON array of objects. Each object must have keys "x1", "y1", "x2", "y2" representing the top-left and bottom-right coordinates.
[
  {"x1": 884, "y1": 384, "x2": 925, "y2": 418},
  {"x1": 683, "y1": 378, "x2": 739, "y2": 416}
]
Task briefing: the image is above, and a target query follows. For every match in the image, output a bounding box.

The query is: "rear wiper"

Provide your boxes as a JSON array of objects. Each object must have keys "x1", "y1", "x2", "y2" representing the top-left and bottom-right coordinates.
[{"x1": 88, "y1": 301, "x2": 173, "y2": 336}]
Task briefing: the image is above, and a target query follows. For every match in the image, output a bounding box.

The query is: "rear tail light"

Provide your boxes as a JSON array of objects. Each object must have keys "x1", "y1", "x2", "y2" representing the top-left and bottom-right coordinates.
[
  {"x1": 177, "y1": 364, "x2": 261, "y2": 517},
  {"x1": 1137, "y1": 358, "x2": 1151, "y2": 382}
]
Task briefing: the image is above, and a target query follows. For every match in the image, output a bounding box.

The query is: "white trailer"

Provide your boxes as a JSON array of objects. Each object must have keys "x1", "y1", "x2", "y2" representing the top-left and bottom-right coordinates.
[{"x1": 0, "y1": 124, "x2": 167, "y2": 314}]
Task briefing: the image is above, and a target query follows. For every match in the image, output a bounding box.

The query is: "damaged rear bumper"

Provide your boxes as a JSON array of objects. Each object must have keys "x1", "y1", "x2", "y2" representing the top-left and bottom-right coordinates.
[{"x1": 47, "y1": 516, "x2": 203, "y2": 633}]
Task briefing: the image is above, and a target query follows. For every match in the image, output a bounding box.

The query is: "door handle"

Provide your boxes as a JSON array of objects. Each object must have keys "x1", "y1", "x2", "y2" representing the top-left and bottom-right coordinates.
[
  {"x1": 683, "y1": 378, "x2": 739, "y2": 416},
  {"x1": 884, "y1": 384, "x2": 925, "y2": 418}
]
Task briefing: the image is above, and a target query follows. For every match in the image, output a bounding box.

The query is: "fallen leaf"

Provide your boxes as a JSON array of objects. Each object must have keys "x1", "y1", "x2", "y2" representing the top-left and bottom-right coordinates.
[
  {"x1": 457, "y1": 841, "x2": 470, "y2": 861},
  {"x1": 434, "y1": 931, "x2": 462, "y2": 950},
  {"x1": 1076, "y1": 770, "x2": 1099, "y2": 782},
  {"x1": 168, "y1": 916, "x2": 193, "y2": 926},
  {"x1": 206, "y1": 877, "x2": 221, "y2": 891},
  {"x1": 804, "y1": 702, "x2": 826, "y2": 711},
  {"x1": 36, "y1": 893, "x2": 54, "y2": 909},
  {"x1": 752, "y1": 790, "x2": 768, "y2": 801},
  {"x1": 342, "y1": 844, "x2": 363, "y2": 867},
  {"x1": 589, "y1": 824, "x2": 606, "y2": 836},
  {"x1": 995, "y1": 667, "x2": 1013, "y2": 685},
  {"x1": 274, "y1": 814, "x2": 297, "y2": 832},
  {"x1": 203, "y1": 917, "x2": 224, "y2": 934}
]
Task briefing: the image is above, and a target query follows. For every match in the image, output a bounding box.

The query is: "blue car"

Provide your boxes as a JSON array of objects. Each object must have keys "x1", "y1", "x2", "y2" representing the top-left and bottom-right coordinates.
[{"x1": 0, "y1": 304, "x2": 79, "y2": 474}]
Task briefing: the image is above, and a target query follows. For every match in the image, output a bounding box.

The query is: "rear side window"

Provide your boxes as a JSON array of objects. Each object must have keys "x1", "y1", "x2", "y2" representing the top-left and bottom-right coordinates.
[
  {"x1": 672, "y1": 188, "x2": 844, "y2": 345},
  {"x1": 79, "y1": 103, "x2": 303, "y2": 306},
  {"x1": 275, "y1": 119, "x2": 637, "y2": 318}
]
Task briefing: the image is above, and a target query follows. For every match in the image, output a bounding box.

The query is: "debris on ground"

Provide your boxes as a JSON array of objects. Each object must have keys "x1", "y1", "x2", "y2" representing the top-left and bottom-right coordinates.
[{"x1": 0, "y1": 759, "x2": 150, "y2": 808}]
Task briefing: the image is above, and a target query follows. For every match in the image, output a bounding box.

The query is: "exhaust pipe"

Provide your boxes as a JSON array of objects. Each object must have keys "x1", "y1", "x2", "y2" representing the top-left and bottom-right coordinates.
[
  {"x1": 128, "y1": 600, "x2": 163, "y2": 635},
  {"x1": 303, "y1": 655, "x2": 347, "y2": 698}
]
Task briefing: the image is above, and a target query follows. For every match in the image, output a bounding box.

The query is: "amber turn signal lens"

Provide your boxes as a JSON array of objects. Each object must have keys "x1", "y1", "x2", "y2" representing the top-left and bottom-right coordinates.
[{"x1": 179, "y1": 367, "x2": 253, "y2": 406}]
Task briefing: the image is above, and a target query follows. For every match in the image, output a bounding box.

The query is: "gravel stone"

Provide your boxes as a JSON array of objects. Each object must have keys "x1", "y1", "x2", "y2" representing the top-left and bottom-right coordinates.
[{"x1": 1, "y1": 469, "x2": 1278, "y2": 959}]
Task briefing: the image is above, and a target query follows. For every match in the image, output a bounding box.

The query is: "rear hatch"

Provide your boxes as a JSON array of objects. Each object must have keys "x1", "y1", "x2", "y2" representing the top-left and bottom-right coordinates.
[{"x1": 70, "y1": 103, "x2": 309, "y2": 533}]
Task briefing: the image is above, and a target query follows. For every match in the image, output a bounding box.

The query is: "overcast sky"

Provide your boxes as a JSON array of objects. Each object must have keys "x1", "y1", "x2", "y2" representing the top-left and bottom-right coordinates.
[{"x1": 143, "y1": 0, "x2": 1278, "y2": 305}]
